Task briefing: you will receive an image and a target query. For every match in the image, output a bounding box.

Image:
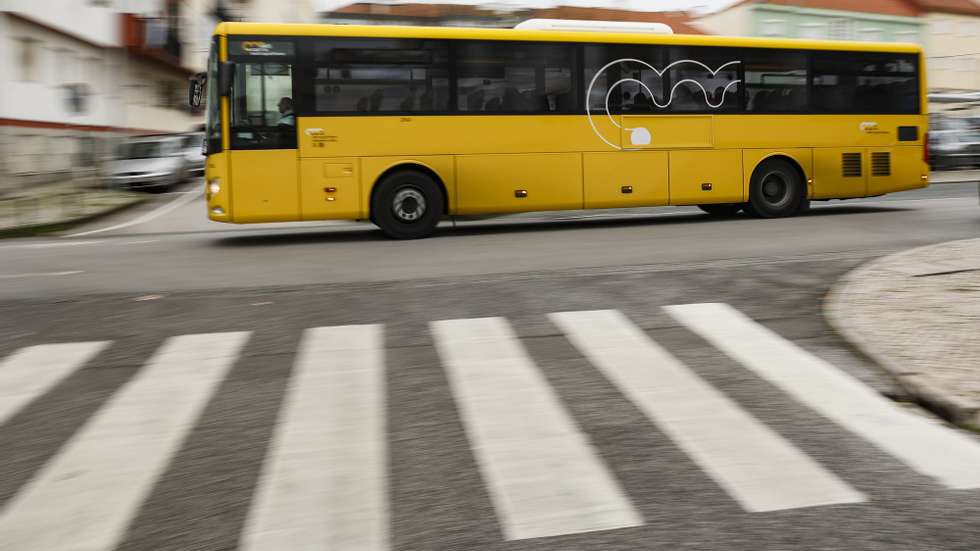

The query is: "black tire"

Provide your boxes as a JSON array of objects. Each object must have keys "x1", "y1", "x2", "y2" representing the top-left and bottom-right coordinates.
[
  {"x1": 744, "y1": 159, "x2": 805, "y2": 218},
  {"x1": 698, "y1": 203, "x2": 741, "y2": 217},
  {"x1": 371, "y1": 170, "x2": 444, "y2": 239}
]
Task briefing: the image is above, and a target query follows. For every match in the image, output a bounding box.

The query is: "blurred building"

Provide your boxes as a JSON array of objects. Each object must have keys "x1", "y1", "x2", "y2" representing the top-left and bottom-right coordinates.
[
  {"x1": 907, "y1": 0, "x2": 980, "y2": 109},
  {"x1": 695, "y1": 0, "x2": 980, "y2": 112},
  {"x1": 320, "y1": 3, "x2": 704, "y2": 33},
  {"x1": 695, "y1": 0, "x2": 923, "y2": 41},
  {"x1": 0, "y1": 0, "x2": 204, "y2": 189}
]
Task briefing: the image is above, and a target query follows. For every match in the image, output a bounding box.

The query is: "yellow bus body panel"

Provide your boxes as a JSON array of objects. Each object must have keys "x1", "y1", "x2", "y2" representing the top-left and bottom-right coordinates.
[
  {"x1": 583, "y1": 151, "x2": 668, "y2": 209},
  {"x1": 228, "y1": 150, "x2": 299, "y2": 223},
  {"x1": 456, "y1": 153, "x2": 583, "y2": 214}
]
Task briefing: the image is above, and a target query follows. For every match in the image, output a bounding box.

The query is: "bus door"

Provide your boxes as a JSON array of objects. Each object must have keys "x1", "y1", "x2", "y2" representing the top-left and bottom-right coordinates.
[{"x1": 226, "y1": 39, "x2": 299, "y2": 222}]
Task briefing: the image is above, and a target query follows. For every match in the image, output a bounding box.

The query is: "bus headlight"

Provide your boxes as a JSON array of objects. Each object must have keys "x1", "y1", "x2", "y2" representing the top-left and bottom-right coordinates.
[{"x1": 208, "y1": 180, "x2": 221, "y2": 196}]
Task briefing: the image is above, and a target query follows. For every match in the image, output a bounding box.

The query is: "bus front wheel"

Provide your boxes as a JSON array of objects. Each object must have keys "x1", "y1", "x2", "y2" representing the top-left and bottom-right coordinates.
[
  {"x1": 745, "y1": 159, "x2": 805, "y2": 218},
  {"x1": 371, "y1": 170, "x2": 444, "y2": 239}
]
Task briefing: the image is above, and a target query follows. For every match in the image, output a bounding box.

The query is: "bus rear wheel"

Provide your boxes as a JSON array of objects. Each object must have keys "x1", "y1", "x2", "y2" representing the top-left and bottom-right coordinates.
[
  {"x1": 744, "y1": 159, "x2": 805, "y2": 218},
  {"x1": 698, "y1": 203, "x2": 741, "y2": 217},
  {"x1": 371, "y1": 170, "x2": 444, "y2": 239}
]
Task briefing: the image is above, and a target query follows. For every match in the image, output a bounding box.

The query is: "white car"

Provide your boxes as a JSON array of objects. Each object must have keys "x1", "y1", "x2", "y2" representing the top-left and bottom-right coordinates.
[
  {"x1": 109, "y1": 136, "x2": 187, "y2": 192},
  {"x1": 180, "y1": 132, "x2": 206, "y2": 177}
]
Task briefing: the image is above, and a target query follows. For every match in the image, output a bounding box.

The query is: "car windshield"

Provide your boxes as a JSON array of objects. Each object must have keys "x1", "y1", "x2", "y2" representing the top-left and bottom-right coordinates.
[
  {"x1": 932, "y1": 117, "x2": 971, "y2": 132},
  {"x1": 119, "y1": 141, "x2": 171, "y2": 159},
  {"x1": 183, "y1": 134, "x2": 203, "y2": 148}
]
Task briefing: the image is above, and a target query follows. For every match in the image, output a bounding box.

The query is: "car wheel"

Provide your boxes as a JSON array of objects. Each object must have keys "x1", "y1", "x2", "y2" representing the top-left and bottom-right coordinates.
[{"x1": 371, "y1": 170, "x2": 444, "y2": 239}]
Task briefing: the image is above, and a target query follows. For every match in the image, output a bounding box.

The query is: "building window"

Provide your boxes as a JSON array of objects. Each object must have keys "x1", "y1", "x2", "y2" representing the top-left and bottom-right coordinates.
[
  {"x1": 894, "y1": 30, "x2": 920, "y2": 44},
  {"x1": 960, "y1": 21, "x2": 977, "y2": 36},
  {"x1": 85, "y1": 57, "x2": 103, "y2": 94},
  {"x1": 828, "y1": 19, "x2": 853, "y2": 40},
  {"x1": 932, "y1": 20, "x2": 952, "y2": 34},
  {"x1": 798, "y1": 23, "x2": 827, "y2": 40},
  {"x1": 54, "y1": 49, "x2": 76, "y2": 84},
  {"x1": 858, "y1": 28, "x2": 884, "y2": 42},
  {"x1": 760, "y1": 19, "x2": 786, "y2": 37},
  {"x1": 158, "y1": 80, "x2": 176, "y2": 108},
  {"x1": 15, "y1": 37, "x2": 40, "y2": 81}
]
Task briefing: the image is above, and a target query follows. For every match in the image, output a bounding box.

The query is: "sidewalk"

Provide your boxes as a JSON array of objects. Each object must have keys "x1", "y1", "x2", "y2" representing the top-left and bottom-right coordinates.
[
  {"x1": 0, "y1": 180, "x2": 148, "y2": 237},
  {"x1": 826, "y1": 238, "x2": 980, "y2": 430},
  {"x1": 930, "y1": 168, "x2": 980, "y2": 184}
]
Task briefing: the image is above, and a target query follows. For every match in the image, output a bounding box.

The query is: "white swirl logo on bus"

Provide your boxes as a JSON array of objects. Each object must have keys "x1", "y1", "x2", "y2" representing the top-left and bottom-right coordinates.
[{"x1": 586, "y1": 59, "x2": 742, "y2": 150}]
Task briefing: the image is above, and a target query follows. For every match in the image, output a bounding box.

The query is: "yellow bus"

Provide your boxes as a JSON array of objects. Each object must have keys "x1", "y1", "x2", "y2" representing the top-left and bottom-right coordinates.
[{"x1": 191, "y1": 21, "x2": 928, "y2": 239}]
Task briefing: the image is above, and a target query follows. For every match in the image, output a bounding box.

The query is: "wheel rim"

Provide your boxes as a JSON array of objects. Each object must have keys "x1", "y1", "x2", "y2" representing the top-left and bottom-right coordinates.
[
  {"x1": 759, "y1": 171, "x2": 792, "y2": 209},
  {"x1": 392, "y1": 186, "x2": 426, "y2": 223}
]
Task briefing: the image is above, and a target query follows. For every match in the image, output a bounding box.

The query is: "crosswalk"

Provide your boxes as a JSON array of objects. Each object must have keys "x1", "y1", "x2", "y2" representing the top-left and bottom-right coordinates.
[{"x1": 1, "y1": 302, "x2": 979, "y2": 550}]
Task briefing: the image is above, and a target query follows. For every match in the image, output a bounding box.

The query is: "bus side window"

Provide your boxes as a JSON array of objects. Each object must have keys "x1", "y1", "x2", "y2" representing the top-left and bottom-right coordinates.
[
  {"x1": 744, "y1": 50, "x2": 808, "y2": 113},
  {"x1": 310, "y1": 38, "x2": 449, "y2": 114}
]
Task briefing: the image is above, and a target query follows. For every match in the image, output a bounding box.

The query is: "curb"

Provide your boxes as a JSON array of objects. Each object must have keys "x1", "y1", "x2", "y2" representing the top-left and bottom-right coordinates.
[
  {"x1": 0, "y1": 194, "x2": 151, "y2": 238},
  {"x1": 824, "y1": 248, "x2": 980, "y2": 431}
]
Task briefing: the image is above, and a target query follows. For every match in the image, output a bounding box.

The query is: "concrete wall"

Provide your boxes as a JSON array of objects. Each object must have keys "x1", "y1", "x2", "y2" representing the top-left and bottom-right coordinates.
[{"x1": 922, "y1": 12, "x2": 980, "y2": 93}]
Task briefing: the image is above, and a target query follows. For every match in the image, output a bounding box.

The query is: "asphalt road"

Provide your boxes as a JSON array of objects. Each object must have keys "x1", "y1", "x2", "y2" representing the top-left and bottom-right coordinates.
[{"x1": 1, "y1": 180, "x2": 979, "y2": 550}]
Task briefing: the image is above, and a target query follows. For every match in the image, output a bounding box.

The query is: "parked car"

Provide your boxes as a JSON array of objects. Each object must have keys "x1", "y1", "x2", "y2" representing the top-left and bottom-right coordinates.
[
  {"x1": 928, "y1": 115, "x2": 980, "y2": 170},
  {"x1": 180, "y1": 132, "x2": 205, "y2": 177},
  {"x1": 109, "y1": 136, "x2": 187, "y2": 192}
]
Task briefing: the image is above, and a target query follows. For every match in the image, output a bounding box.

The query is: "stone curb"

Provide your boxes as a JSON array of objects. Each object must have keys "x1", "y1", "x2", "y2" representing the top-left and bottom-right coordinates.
[
  {"x1": 824, "y1": 245, "x2": 980, "y2": 431},
  {"x1": 0, "y1": 194, "x2": 151, "y2": 238}
]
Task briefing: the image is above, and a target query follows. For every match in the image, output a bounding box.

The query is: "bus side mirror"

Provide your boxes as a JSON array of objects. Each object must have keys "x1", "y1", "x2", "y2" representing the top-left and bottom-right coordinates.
[
  {"x1": 189, "y1": 72, "x2": 205, "y2": 108},
  {"x1": 219, "y1": 61, "x2": 235, "y2": 97}
]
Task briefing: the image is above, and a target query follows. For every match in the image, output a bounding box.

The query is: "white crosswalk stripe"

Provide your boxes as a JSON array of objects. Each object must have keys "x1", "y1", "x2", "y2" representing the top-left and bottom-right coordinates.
[
  {"x1": 1, "y1": 303, "x2": 979, "y2": 547},
  {"x1": 0, "y1": 332, "x2": 249, "y2": 551},
  {"x1": 551, "y1": 309, "x2": 865, "y2": 512},
  {"x1": 0, "y1": 341, "x2": 109, "y2": 425},
  {"x1": 242, "y1": 324, "x2": 389, "y2": 551},
  {"x1": 431, "y1": 317, "x2": 643, "y2": 540},
  {"x1": 665, "y1": 302, "x2": 980, "y2": 490}
]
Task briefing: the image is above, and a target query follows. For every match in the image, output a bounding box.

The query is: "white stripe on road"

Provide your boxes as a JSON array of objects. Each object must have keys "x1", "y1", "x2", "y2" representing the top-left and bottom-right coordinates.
[
  {"x1": 430, "y1": 317, "x2": 642, "y2": 540},
  {"x1": 0, "y1": 341, "x2": 110, "y2": 425},
  {"x1": 65, "y1": 188, "x2": 202, "y2": 237},
  {"x1": 665, "y1": 303, "x2": 980, "y2": 490},
  {"x1": 1, "y1": 240, "x2": 103, "y2": 249},
  {"x1": 242, "y1": 325, "x2": 388, "y2": 551},
  {"x1": 0, "y1": 332, "x2": 249, "y2": 551},
  {"x1": 551, "y1": 310, "x2": 864, "y2": 512},
  {"x1": 0, "y1": 271, "x2": 83, "y2": 279}
]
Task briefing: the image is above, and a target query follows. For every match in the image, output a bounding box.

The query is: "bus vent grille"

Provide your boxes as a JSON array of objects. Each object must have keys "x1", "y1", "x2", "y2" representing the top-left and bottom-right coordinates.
[
  {"x1": 871, "y1": 152, "x2": 891, "y2": 176},
  {"x1": 842, "y1": 153, "x2": 862, "y2": 177}
]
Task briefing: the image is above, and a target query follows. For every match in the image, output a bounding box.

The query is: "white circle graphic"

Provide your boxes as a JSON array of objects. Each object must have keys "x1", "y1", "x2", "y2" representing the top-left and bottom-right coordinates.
[{"x1": 585, "y1": 58, "x2": 742, "y2": 150}]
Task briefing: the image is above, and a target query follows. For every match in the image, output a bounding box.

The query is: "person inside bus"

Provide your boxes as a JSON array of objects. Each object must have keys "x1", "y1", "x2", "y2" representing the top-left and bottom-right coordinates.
[{"x1": 277, "y1": 97, "x2": 295, "y2": 127}]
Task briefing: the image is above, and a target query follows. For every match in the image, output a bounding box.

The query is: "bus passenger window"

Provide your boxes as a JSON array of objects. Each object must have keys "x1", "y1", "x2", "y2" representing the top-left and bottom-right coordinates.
[
  {"x1": 456, "y1": 42, "x2": 576, "y2": 114},
  {"x1": 310, "y1": 38, "x2": 449, "y2": 114},
  {"x1": 744, "y1": 50, "x2": 808, "y2": 113},
  {"x1": 812, "y1": 53, "x2": 918, "y2": 114}
]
